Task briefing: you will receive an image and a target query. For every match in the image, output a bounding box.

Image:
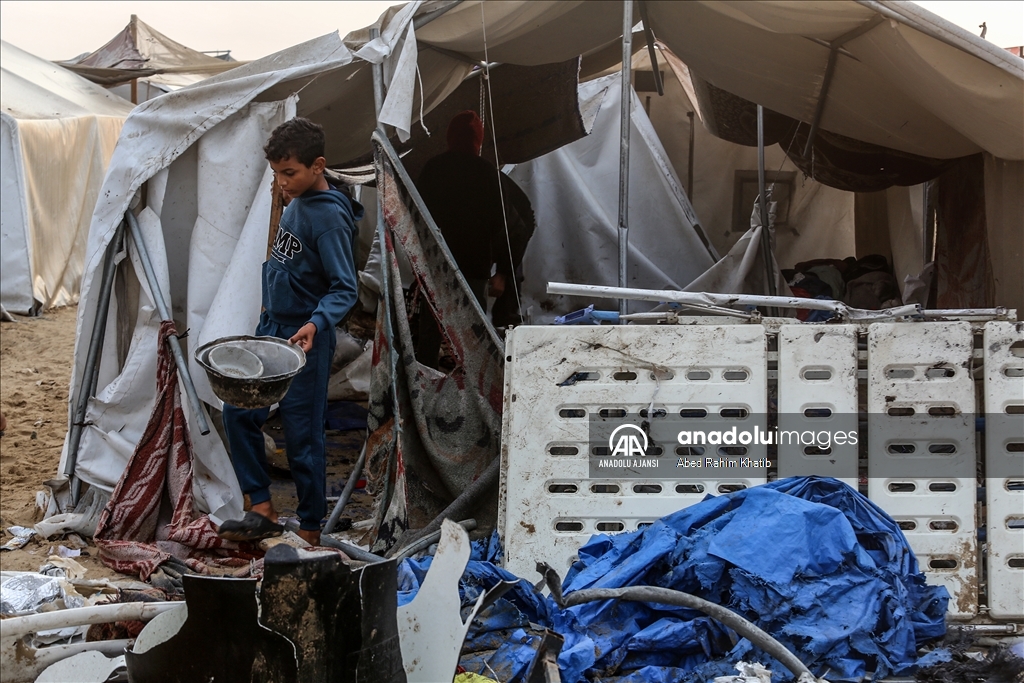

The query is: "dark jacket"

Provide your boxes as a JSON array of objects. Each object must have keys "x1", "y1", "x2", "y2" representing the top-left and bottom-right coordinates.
[
  {"x1": 417, "y1": 150, "x2": 517, "y2": 280},
  {"x1": 263, "y1": 186, "x2": 364, "y2": 333}
]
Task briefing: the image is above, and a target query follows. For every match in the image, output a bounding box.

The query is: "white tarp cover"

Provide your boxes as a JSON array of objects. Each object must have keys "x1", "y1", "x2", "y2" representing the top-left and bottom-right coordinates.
[
  {"x1": 512, "y1": 74, "x2": 717, "y2": 320},
  {"x1": 1, "y1": 41, "x2": 132, "y2": 314},
  {"x1": 67, "y1": 0, "x2": 1023, "y2": 515}
]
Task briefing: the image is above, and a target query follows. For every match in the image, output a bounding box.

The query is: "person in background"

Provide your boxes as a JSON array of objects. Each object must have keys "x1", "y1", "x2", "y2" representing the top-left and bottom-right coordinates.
[{"x1": 415, "y1": 110, "x2": 533, "y2": 365}]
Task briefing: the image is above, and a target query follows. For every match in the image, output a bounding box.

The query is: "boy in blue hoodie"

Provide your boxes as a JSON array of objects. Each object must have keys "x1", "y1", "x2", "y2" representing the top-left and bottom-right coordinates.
[{"x1": 218, "y1": 118, "x2": 362, "y2": 547}]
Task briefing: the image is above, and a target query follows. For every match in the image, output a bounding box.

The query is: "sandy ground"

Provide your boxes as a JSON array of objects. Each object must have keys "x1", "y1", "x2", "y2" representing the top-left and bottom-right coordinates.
[
  {"x1": 0, "y1": 305, "x2": 122, "y2": 577},
  {"x1": 0, "y1": 305, "x2": 372, "y2": 580}
]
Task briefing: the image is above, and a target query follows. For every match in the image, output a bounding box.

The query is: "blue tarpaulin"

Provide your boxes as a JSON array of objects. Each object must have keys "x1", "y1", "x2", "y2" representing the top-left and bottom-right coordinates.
[{"x1": 397, "y1": 477, "x2": 949, "y2": 682}]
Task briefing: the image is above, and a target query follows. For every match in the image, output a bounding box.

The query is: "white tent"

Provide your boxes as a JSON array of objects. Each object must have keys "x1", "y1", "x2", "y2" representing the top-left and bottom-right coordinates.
[
  {"x1": 63, "y1": 1, "x2": 1023, "y2": 519},
  {"x1": 1, "y1": 41, "x2": 133, "y2": 315}
]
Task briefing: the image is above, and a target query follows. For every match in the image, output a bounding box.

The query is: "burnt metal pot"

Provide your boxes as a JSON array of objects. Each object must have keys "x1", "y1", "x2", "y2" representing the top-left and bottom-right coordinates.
[{"x1": 195, "y1": 336, "x2": 306, "y2": 409}]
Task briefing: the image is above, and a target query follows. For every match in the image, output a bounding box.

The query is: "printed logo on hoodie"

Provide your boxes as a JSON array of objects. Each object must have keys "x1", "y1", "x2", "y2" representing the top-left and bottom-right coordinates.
[{"x1": 272, "y1": 230, "x2": 303, "y2": 263}]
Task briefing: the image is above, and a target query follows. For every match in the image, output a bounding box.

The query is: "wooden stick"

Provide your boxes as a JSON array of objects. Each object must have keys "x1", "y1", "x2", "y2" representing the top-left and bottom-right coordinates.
[{"x1": 266, "y1": 179, "x2": 284, "y2": 260}]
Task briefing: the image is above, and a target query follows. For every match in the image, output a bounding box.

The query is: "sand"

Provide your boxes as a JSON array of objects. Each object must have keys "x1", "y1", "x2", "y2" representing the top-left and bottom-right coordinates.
[
  {"x1": 0, "y1": 304, "x2": 373, "y2": 579},
  {"x1": 0, "y1": 305, "x2": 122, "y2": 577}
]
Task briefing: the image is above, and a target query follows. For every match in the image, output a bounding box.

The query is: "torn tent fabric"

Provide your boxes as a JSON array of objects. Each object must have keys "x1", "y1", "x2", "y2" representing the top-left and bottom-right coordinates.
[
  {"x1": 366, "y1": 137, "x2": 505, "y2": 553},
  {"x1": 94, "y1": 321, "x2": 259, "y2": 580},
  {"x1": 398, "y1": 477, "x2": 947, "y2": 682}
]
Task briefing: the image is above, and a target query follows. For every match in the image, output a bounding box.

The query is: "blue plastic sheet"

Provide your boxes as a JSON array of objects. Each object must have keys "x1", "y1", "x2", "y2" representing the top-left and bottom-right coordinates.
[{"x1": 397, "y1": 477, "x2": 948, "y2": 682}]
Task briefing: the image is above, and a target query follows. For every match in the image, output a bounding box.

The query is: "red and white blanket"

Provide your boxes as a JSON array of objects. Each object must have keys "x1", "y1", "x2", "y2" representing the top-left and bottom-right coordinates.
[{"x1": 94, "y1": 321, "x2": 259, "y2": 580}]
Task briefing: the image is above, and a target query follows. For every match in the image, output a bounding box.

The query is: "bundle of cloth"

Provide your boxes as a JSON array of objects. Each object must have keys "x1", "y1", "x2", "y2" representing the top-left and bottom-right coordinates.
[{"x1": 783, "y1": 254, "x2": 902, "y2": 321}]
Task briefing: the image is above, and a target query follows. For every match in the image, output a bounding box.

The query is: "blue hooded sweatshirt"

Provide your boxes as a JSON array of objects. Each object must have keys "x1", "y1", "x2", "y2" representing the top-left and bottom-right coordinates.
[{"x1": 263, "y1": 186, "x2": 364, "y2": 334}]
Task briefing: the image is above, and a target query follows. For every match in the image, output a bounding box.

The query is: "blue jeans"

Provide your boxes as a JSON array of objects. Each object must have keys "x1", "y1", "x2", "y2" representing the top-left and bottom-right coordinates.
[{"x1": 222, "y1": 313, "x2": 336, "y2": 531}]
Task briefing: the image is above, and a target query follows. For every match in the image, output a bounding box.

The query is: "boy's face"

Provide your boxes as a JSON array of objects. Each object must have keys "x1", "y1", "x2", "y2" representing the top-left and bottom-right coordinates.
[{"x1": 269, "y1": 155, "x2": 326, "y2": 201}]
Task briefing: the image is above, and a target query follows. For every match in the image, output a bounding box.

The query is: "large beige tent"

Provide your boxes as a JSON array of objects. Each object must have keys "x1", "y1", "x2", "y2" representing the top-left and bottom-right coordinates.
[
  {"x1": 64, "y1": 1, "x2": 1023, "y2": 519},
  {"x1": 619, "y1": 42, "x2": 948, "y2": 306},
  {"x1": 1, "y1": 40, "x2": 133, "y2": 314}
]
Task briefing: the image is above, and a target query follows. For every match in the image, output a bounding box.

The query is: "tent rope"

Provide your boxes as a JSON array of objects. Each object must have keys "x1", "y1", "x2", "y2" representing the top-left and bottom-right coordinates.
[{"x1": 480, "y1": 1, "x2": 523, "y2": 320}]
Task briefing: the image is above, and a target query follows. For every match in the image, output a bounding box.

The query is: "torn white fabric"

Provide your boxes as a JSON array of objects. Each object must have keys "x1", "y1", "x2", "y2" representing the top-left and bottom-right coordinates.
[
  {"x1": 511, "y1": 74, "x2": 716, "y2": 321},
  {"x1": 378, "y1": 21, "x2": 422, "y2": 142}
]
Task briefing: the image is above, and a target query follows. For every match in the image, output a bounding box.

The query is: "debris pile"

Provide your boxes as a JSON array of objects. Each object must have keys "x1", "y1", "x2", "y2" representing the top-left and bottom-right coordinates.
[{"x1": 399, "y1": 477, "x2": 949, "y2": 682}]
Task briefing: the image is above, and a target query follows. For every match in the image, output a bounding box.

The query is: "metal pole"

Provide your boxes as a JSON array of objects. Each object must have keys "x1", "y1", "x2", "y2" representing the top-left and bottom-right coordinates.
[
  {"x1": 687, "y1": 110, "x2": 695, "y2": 201},
  {"x1": 323, "y1": 443, "x2": 365, "y2": 534},
  {"x1": 617, "y1": 0, "x2": 633, "y2": 319},
  {"x1": 124, "y1": 210, "x2": 211, "y2": 436},
  {"x1": 637, "y1": 1, "x2": 663, "y2": 96},
  {"x1": 801, "y1": 48, "x2": 838, "y2": 158},
  {"x1": 65, "y1": 222, "x2": 125, "y2": 506},
  {"x1": 546, "y1": 281, "x2": 923, "y2": 322},
  {"x1": 756, "y1": 105, "x2": 779, "y2": 307}
]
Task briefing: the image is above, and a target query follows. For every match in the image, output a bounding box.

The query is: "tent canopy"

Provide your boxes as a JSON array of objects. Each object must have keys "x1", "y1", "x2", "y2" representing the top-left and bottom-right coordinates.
[
  {"x1": 1, "y1": 40, "x2": 132, "y2": 314},
  {"x1": 62, "y1": 15, "x2": 241, "y2": 88},
  {"x1": 412, "y1": 1, "x2": 1023, "y2": 161}
]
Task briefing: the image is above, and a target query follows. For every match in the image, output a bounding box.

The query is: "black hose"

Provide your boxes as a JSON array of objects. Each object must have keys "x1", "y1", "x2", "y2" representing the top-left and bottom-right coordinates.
[
  {"x1": 561, "y1": 585, "x2": 816, "y2": 681},
  {"x1": 393, "y1": 519, "x2": 477, "y2": 560}
]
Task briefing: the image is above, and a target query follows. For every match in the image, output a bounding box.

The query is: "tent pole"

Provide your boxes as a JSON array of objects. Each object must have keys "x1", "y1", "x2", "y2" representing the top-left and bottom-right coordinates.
[
  {"x1": 687, "y1": 110, "x2": 695, "y2": 201},
  {"x1": 637, "y1": 1, "x2": 663, "y2": 96},
  {"x1": 756, "y1": 105, "x2": 779, "y2": 310},
  {"x1": 124, "y1": 210, "x2": 211, "y2": 437},
  {"x1": 65, "y1": 222, "x2": 124, "y2": 507},
  {"x1": 617, "y1": 0, "x2": 633, "y2": 320}
]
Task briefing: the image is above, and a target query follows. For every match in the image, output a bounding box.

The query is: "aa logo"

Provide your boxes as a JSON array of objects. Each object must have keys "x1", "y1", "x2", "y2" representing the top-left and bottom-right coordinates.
[
  {"x1": 273, "y1": 231, "x2": 303, "y2": 262},
  {"x1": 609, "y1": 424, "x2": 649, "y2": 458}
]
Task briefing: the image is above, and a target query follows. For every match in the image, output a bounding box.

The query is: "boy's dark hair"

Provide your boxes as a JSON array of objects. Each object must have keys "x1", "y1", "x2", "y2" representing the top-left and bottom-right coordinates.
[{"x1": 264, "y1": 117, "x2": 325, "y2": 167}]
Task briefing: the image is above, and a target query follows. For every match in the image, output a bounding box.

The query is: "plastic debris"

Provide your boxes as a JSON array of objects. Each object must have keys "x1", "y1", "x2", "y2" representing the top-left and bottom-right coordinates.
[
  {"x1": 2, "y1": 525, "x2": 36, "y2": 551},
  {"x1": 39, "y1": 555, "x2": 88, "y2": 580},
  {"x1": 34, "y1": 487, "x2": 108, "y2": 540},
  {"x1": 0, "y1": 572, "x2": 64, "y2": 614},
  {"x1": 554, "y1": 305, "x2": 619, "y2": 325},
  {"x1": 713, "y1": 662, "x2": 774, "y2": 683}
]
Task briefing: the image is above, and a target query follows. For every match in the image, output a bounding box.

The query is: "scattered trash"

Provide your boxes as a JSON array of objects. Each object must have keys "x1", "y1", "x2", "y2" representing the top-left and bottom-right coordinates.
[
  {"x1": 35, "y1": 651, "x2": 127, "y2": 683},
  {"x1": 34, "y1": 487, "x2": 108, "y2": 540},
  {"x1": 554, "y1": 305, "x2": 619, "y2": 325},
  {"x1": 39, "y1": 555, "x2": 88, "y2": 580},
  {"x1": 712, "y1": 662, "x2": 773, "y2": 683},
  {"x1": 397, "y1": 520, "x2": 515, "y2": 683},
  {"x1": 454, "y1": 674, "x2": 499, "y2": 683},
  {"x1": 2, "y1": 525, "x2": 36, "y2": 551},
  {"x1": 0, "y1": 572, "x2": 64, "y2": 614},
  {"x1": 916, "y1": 644, "x2": 1024, "y2": 683}
]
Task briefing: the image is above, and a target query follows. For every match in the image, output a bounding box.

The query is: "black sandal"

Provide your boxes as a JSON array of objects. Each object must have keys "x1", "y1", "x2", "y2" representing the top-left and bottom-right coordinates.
[{"x1": 217, "y1": 511, "x2": 285, "y2": 541}]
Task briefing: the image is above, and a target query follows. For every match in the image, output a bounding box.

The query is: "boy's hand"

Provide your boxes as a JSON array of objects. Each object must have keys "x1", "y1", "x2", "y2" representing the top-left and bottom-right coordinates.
[{"x1": 289, "y1": 323, "x2": 317, "y2": 353}]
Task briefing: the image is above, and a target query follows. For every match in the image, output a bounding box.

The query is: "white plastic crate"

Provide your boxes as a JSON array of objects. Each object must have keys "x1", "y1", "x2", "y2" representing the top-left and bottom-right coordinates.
[
  {"x1": 866, "y1": 322, "x2": 978, "y2": 619},
  {"x1": 499, "y1": 324, "x2": 767, "y2": 579},
  {"x1": 983, "y1": 321, "x2": 1024, "y2": 619},
  {"x1": 777, "y1": 325, "x2": 859, "y2": 486}
]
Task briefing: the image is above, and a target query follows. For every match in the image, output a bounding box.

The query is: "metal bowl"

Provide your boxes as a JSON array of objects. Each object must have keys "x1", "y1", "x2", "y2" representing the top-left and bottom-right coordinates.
[
  {"x1": 195, "y1": 336, "x2": 306, "y2": 409},
  {"x1": 208, "y1": 345, "x2": 264, "y2": 379}
]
